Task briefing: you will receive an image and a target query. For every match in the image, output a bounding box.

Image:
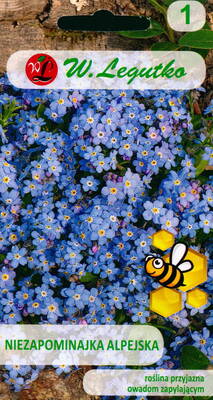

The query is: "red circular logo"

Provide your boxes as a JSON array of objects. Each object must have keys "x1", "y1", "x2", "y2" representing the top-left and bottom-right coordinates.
[{"x1": 25, "y1": 53, "x2": 58, "y2": 86}]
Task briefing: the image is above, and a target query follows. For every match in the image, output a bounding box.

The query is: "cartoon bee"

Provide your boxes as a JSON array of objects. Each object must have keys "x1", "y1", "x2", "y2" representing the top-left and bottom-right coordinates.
[{"x1": 145, "y1": 243, "x2": 194, "y2": 289}]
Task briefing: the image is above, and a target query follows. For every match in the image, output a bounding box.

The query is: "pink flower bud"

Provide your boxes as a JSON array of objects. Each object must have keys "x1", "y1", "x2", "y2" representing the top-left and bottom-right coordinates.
[
  {"x1": 92, "y1": 245, "x2": 99, "y2": 254},
  {"x1": 79, "y1": 319, "x2": 87, "y2": 325}
]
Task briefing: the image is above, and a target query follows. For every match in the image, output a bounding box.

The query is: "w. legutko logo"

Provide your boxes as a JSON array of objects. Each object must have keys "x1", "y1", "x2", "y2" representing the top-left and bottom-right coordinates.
[{"x1": 25, "y1": 53, "x2": 58, "y2": 86}]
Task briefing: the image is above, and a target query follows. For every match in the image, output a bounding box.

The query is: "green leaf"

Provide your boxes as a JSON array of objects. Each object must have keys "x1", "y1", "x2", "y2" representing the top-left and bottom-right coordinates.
[
  {"x1": 163, "y1": 0, "x2": 177, "y2": 5},
  {"x1": 196, "y1": 159, "x2": 209, "y2": 176},
  {"x1": 203, "y1": 22, "x2": 211, "y2": 30},
  {"x1": 115, "y1": 309, "x2": 126, "y2": 324},
  {"x1": 151, "y1": 42, "x2": 180, "y2": 50},
  {"x1": 180, "y1": 345, "x2": 210, "y2": 369},
  {"x1": 118, "y1": 20, "x2": 165, "y2": 39},
  {"x1": 171, "y1": 395, "x2": 211, "y2": 400},
  {"x1": 194, "y1": 397, "x2": 212, "y2": 400},
  {"x1": 170, "y1": 397, "x2": 186, "y2": 400},
  {"x1": 170, "y1": 397, "x2": 185, "y2": 400},
  {"x1": 191, "y1": 114, "x2": 202, "y2": 129},
  {"x1": 165, "y1": 0, "x2": 207, "y2": 4},
  {"x1": 190, "y1": 48, "x2": 209, "y2": 58},
  {"x1": 37, "y1": 103, "x2": 45, "y2": 119},
  {"x1": 37, "y1": 56, "x2": 46, "y2": 62},
  {"x1": 0, "y1": 254, "x2": 5, "y2": 263},
  {"x1": 181, "y1": 46, "x2": 209, "y2": 57},
  {"x1": 145, "y1": 322, "x2": 176, "y2": 333},
  {"x1": 22, "y1": 193, "x2": 32, "y2": 207},
  {"x1": 179, "y1": 30, "x2": 213, "y2": 49},
  {"x1": 80, "y1": 272, "x2": 98, "y2": 283}
]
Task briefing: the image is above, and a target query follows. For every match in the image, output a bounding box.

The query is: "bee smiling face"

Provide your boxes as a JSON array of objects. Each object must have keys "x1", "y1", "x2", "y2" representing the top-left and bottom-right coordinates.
[{"x1": 145, "y1": 256, "x2": 165, "y2": 277}]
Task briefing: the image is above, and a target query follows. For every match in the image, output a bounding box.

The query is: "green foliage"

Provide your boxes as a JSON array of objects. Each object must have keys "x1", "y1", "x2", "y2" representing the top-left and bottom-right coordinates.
[
  {"x1": 119, "y1": 20, "x2": 165, "y2": 39},
  {"x1": 118, "y1": 0, "x2": 212, "y2": 56},
  {"x1": 180, "y1": 345, "x2": 210, "y2": 369},
  {"x1": 163, "y1": 0, "x2": 177, "y2": 5},
  {"x1": 146, "y1": 322, "x2": 176, "y2": 333},
  {"x1": 182, "y1": 397, "x2": 212, "y2": 400},
  {"x1": 196, "y1": 159, "x2": 209, "y2": 177},
  {"x1": 0, "y1": 100, "x2": 21, "y2": 128},
  {"x1": 188, "y1": 100, "x2": 213, "y2": 177},
  {"x1": 0, "y1": 254, "x2": 5, "y2": 263},
  {"x1": 190, "y1": 48, "x2": 209, "y2": 58},
  {"x1": 80, "y1": 272, "x2": 98, "y2": 283},
  {"x1": 158, "y1": 0, "x2": 207, "y2": 6},
  {"x1": 0, "y1": 100, "x2": 22, "y2": 144},
  {"x1": 115, "y1": 309, "x2": 127, "y2": 324},
  {"x1": 179, "y1": 30, "x2": 213, "y2": 49},
  {"x1": 151, "y1": 41, "x2": 179, "y2": 50},
  {"x1": 37, "y1": 103, "x2": 45, "y2": 119},
  {"x1": 170, "y1": 395, "x2": 212, "y2": 400}
]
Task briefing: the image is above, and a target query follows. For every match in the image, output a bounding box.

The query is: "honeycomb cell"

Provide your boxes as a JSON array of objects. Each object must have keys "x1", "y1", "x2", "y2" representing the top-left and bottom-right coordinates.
[
  {"x1": 150, "y1": 287, "x2": 183, "y2": 317},
  {"x1": 186, "y1": 288, "x2": 208, "y2": 308},
  {"x1": 163, "y1": 248, "x2": 207, "y2": 292},
  {"x1": 152, "y1": 230, "x2": 175, "y2": 251}
]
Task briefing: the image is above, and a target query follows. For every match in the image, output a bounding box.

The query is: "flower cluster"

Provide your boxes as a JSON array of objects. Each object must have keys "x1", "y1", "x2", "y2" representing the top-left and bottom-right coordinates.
[{"x1": 0, "y1": 75, "x2": 212, "y2": 393}]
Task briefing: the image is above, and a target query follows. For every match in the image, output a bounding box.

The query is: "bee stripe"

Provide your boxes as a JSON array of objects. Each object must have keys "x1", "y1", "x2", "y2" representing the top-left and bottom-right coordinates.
[
  {"x1": 157, "y1": 263, "x2": 169, "y2": 280},
  {"x1": 159, "y1": 265, "x2": 176, "y2": 285},
  {"x1": 167, "y1": 271, "x2": 183, "y2": 288},
  {"x1": 164, "y1": 271, "x2": 179, "y2": 286}
]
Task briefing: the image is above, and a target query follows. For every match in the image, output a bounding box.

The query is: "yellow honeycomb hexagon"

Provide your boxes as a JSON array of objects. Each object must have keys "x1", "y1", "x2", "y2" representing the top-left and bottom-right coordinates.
[
  {"x1": 150, "y1": 287, "x2": 183, "y2": 317},
  {"x1": 152, "y1": 230, "x2": 175, "y2": 251},
  {"x1": 186, "y1": 288, "x2": 208, "y2": 308},
  {"x1": 163, "y1": 247, "x2": 207, "y2": 292}
]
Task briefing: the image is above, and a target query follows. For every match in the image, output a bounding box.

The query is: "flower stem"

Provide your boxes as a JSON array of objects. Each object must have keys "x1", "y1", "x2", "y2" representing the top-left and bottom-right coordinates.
[{"x1": 148, "y1": 0, "x2": 176, "y2": 43}]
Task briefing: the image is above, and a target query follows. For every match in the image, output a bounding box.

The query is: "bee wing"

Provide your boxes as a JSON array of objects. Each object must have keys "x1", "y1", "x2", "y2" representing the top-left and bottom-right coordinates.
[
  {"x1": 170, "y1": 243, "x2": 187, "y2": 266},
  {"x1": 178, "y1": 260, "x2": 193, "y2": 272}
]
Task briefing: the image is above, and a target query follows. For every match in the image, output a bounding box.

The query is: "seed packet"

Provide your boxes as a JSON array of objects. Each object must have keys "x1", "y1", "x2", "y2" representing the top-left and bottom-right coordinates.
[{"x1": 0, "y1": 1, "x2": 212, "y2": 399}]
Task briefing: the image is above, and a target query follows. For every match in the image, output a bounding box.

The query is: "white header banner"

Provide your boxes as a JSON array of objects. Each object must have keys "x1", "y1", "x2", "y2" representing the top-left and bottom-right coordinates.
[
  {"x1": 0, "y1": 324, "x2": 163, "y2": 365},
  {"x1": 7, "y1": 50, "x2": 206, "y2": 90}
]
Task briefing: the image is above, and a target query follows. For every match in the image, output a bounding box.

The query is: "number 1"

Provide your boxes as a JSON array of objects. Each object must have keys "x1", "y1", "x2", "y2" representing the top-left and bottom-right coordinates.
[{"x1": 181, "y1": 4, "x2": 190, "y2": 24}]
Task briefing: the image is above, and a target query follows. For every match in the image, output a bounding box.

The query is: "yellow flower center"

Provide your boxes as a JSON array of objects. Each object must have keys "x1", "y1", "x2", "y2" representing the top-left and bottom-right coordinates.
[
  {"x1": 48, "y1": 305, "x2": 56, "y2": 312},
  {"x1": 127, "y1": 231, "x2": 133, "y2": 237},
  {"x1": 2, "y1": 176, "x2": 10, "y2": 183},
  {"x1": 2, "y1": 274, "x2": 9, "y2": 281},
  {"x1": 98, "y1": 229, "x2": 105, "y2": 237},
  {"x1": 14, "y1": 254, "x2": 21, "y2": 260}
]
